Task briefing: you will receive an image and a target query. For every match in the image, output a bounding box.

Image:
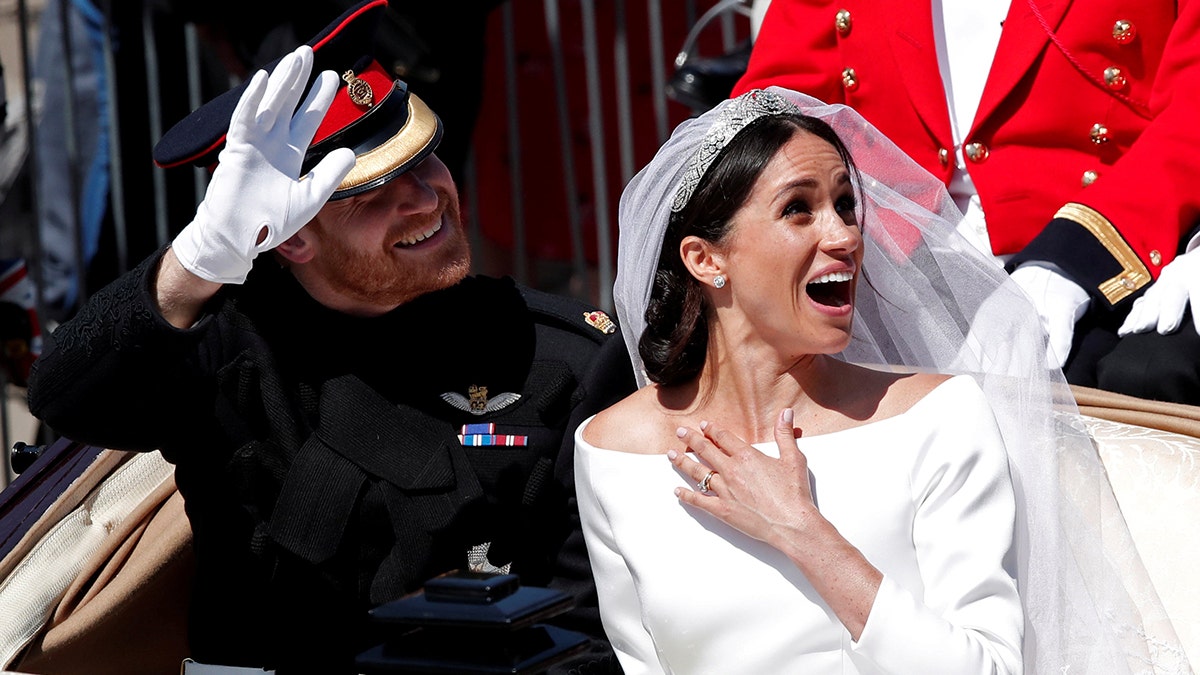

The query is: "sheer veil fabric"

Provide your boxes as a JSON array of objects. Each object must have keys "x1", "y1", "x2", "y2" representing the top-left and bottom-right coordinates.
[{"x1": 612, "y1": 87, "x2": 1189, "y2": 674}]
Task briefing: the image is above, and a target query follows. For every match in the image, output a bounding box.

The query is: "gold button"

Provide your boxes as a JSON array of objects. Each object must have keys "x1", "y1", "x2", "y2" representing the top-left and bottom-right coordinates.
[
  {"x1": 938, "y1": 148, "x2": 950, "y2": 167},
  {"x1": 1081, "y1": 170, "x2": 1098, "y2": 186},
  {"x1": 1112, "y1": 19, "x2": 1136, "y2": 44},
  {"x1": 835, "y1": 9, "x2": 852, "y2": 36},
  {"x1": 1103, "y1": 66, "x2": 1127, "y2": 90},
  {"x1": 964, "y1": 142, "x2": 989, "y2": 163},
  {"x1": 1121, "y1": 276, "x2": 1136, "y2": 290},
  {"x1": 1150, "y1": 250, "x2": 1162, "y2": 266},
  {"x1": 842, "y1": 67, "x2": 859, "y2": 91},
  {"x1": 1090, "y1": 123, "x2": 1111, "y2": 144}
]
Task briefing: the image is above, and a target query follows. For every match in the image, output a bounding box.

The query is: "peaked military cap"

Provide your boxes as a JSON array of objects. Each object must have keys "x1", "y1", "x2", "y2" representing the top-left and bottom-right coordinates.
[{"x1": 153, "y1": 0, "x2": 442, "y2": 200}]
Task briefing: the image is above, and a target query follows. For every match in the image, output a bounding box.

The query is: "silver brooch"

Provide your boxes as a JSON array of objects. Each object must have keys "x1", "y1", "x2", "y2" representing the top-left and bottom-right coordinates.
[
  {"x1": 467, "y1": 542, "x2": 512, "y2": 575},
  {"x1": 671, "y1": 89, "x2": 796, "y2": 213}
]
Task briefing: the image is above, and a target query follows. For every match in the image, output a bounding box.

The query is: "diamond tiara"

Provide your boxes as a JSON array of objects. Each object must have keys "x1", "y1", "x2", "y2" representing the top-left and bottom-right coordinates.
[{"x1": 670, "y1": 89, "x2": 797, "y2": 213}]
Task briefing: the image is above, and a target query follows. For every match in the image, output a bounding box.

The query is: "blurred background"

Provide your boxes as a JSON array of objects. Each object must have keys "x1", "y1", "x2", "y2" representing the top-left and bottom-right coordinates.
[{"x1": 0, "y1": 0, "x2": 761, "y2": 483}]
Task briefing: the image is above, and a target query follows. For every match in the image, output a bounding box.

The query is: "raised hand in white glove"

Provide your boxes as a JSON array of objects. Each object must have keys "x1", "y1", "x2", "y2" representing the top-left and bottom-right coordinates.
[
  {"x1": 1118, "y1": 248, "x2": 1200, "y2": 336},
  {"x1": 171, "y1": 45, "x2": 356, "y2": 284},
  {"x1": 1009, "y1": 263, "x2": 1091, "y2": 368}
]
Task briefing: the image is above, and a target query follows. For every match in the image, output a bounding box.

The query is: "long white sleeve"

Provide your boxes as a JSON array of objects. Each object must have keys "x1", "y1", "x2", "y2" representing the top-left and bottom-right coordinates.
[
  {"x1": 575, "y1": 428, "x2": 666, "y2": 674},
  {"x1": 851, "y1": 378, "x2": 1023, "y2": 673}
]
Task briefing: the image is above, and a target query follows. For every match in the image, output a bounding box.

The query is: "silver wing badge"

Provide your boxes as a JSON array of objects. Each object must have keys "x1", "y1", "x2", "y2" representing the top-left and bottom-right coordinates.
[{"x1": 440, "y1": 384, "x2": 521, "y2": 415}]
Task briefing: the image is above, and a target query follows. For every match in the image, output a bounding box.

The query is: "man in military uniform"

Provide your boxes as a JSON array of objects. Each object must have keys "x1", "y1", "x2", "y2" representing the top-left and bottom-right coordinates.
[
  {"x1": 27, "y1": 1, "x2": 633, "y2": 672},
  {"x1": 734, "y1": 0, "x2": 1200, "y2": 402}
]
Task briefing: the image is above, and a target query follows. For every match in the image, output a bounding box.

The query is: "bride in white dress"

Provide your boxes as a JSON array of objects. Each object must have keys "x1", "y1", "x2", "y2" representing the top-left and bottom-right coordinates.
[{"x1": 575, "y1": 88, "x2": 1189, "y2": 674}]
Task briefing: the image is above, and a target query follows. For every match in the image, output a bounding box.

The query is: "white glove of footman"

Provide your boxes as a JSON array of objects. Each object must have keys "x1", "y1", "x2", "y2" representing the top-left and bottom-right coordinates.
[
  {"x1": 1119, "y1": 248, "x2": 1200, "y2": 336},
  {"x1": 171, "y1": 46, "x2": 356, "y2": 284},
  {"x1": 1010, "y1": 263, "x2": 1091, "y2": 368}
]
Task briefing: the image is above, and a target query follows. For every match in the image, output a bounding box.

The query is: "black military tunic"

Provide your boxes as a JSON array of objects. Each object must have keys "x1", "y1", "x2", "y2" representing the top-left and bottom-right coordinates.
[{"x1": 28, "y1": 249, "x2": 634, "y2": 673}]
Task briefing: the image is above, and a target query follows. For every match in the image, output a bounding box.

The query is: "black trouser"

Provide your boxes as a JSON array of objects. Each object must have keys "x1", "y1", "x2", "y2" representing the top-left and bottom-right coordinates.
[{"x1": 1066, "y1": 309, "x2": 1200, "y2": 405}]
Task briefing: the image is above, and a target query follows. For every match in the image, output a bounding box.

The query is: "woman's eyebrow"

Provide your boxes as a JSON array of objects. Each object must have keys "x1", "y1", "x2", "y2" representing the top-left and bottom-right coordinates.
[
  {"x1": 773, "y1": 172, "x2": 851, "y2": 200},
  {"x1": 773, "y1": 177, "x2": 819, "y2": 199}
]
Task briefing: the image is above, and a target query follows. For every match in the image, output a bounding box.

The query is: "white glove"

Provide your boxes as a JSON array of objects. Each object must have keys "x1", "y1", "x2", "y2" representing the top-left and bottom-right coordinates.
[
  {"x1": 1010, "y1": 264, "x2": 1091, "y2": 368},
  {"x1": 1118, "y1": 248, "x2": 1200, "y2": 336},
  {"x1": 171, "y1": 46, "x2": 356, "y2": 284}
]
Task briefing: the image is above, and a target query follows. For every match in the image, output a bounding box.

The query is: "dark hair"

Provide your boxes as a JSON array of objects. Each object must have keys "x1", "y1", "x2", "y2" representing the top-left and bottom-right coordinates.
[{"x1": 638, "y1": 113, "x2": 861, "y2": 386}]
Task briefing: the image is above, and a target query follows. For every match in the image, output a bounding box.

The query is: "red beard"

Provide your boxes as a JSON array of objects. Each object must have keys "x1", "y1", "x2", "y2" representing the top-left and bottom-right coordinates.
[{"x1": 308, "y1": 188, "x2": 471, "y2": 308}]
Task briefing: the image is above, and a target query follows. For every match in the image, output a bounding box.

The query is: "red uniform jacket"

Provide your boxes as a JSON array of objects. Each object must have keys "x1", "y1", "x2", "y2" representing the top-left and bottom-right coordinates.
[{"x1": 734, "y1": 0, "x2": 1200, "y2": 309}]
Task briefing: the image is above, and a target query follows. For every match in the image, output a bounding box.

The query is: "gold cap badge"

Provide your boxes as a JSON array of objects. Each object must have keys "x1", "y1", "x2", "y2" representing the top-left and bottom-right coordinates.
[{"x1": 342, "y1": 70, "x2": 374, "y2": 107}]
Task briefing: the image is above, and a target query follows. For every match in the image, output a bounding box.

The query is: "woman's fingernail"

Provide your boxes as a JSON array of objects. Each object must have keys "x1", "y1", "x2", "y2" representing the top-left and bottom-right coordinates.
[
  {"x1": 667, "y1": 449, "x2": 679, "y2": 460},
  {"x1": 781, "y1": 408, "x2": 794, "y2": 425},
  {"x1": 699, "y1": 420, "x2": 709, "y2": 431},
  {"x1": 674, "y1": 488, "x2": 684, "y2": 498},
  {"x1": 675, "y1": 427, "x2": 687, "y2": 438}
]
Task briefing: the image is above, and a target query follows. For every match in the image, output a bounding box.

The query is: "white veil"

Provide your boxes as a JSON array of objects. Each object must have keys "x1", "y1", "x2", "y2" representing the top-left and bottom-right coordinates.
[{"x1": 613, "y1": 87, "x2": 1189, "y2": 674}]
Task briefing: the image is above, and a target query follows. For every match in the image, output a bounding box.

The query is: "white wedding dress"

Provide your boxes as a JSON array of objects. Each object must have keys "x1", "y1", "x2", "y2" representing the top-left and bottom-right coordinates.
[{"x1": 575, "y1": 375, "x2": 1024, "y2": 675}]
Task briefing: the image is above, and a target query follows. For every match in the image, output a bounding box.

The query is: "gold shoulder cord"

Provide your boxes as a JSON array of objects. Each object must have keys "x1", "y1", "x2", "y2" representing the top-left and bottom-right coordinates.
[{"x1": 1053, "y1": 203, "x2": 1150, "y2": 304}]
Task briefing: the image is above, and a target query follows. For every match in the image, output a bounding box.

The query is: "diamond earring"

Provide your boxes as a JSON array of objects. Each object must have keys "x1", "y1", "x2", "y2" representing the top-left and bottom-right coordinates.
[{"x1": 713, "y1": 275, "x2": 726, "y2": 289}]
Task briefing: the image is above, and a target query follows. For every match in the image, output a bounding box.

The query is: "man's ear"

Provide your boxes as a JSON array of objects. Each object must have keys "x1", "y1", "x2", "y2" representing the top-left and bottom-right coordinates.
[
  {"x1": 275, "y1": 227, "x2": 315, "y2": 265},
  {"x1": 680, "y1": 235, "x2": 725, "y2": 286}
]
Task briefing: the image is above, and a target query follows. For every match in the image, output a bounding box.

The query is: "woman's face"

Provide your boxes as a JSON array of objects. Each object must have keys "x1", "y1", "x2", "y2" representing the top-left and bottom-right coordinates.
[{"x1": 714, "y1": 130, "x2": 863, "y2": 357}]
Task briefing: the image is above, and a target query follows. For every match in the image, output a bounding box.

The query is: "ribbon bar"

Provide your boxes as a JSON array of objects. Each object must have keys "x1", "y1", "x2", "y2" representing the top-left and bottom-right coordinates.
[{"x1": 457, "y1": 434, "x2": 529, "y2": 447}]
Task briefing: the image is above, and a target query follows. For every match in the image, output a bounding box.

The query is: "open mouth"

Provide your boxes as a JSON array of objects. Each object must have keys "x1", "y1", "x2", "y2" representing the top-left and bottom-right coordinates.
[
  {"x1": 393, "y1": 219, "x2": 443, "y2": 248},
  {"x1": 806, "y1": 271, "x2": 854, "y2": 308}
]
